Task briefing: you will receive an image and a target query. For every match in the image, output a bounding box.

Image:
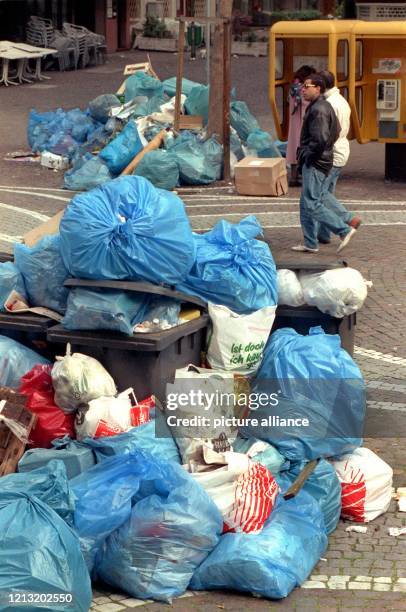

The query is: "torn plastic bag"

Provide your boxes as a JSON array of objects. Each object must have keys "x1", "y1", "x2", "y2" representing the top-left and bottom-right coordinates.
[
  {"x1": 75, "y1": 389, "x2": 133, "y2": 440},
  {"x1": 134, "y1": 149, "x2": 179, "y2": 190},
  {"x1": 62, "y1": 287, "x2": 151, "y2": 335},
  {"x1": 184, "y1": 84, "x2": 209, "y2": 124},
  {"x1": 60, "y1": 175, "x2": 195, "y2": 285},
  {"x1": 170, "y1": 132, "x2": 222, "y2": 185},
  {"x1": 241, "y1": 327, "x2": 366, "y2": 461},
  {"x1": 0, "y1": 262, "x2": 26, "y2": 311},
  {"x1": 190, "y1": 488, "x2": 328, "y2": 599},
  {"x1": 83, "y1": 414, "x2": 181, "y2": 465},
  {"x1": 299, "y1": 268, "x2": 372, "y2": 318},
  {"x1": 88, "y1": 94, "x2": 121, "y2": 123},
  {"x1": 230, "y1": 131, "x2": 245, "y2": 161},
  {"x1": 176, "y1": 216, "x2": 278, "y2": 313},
  {"x1": 0, "y1": 459, "x2": 75, "y2": 525},
  {"x1": 63, "y1": 154, "x2": 113, "y2": 191},
  {"x1": 332, "y1": 447, "x2": 393, "y2": 523},
  {"x1": 52, "y1": 347, "x2": 116, "y2": 413},
  {"x1": 125, "y1": 72, "x2": 163, "y2": 103},
  {"x1": 71, "y1": 450, "x2": 222, "y2": 601},
  {"x1": 99, "y1": 121, "x2": 143, "y2": 175},
  {"x1": 277, "y1": 459, "x2": 342, "y2": 535},
  {"x1": 232, "y1": 437, "x2": 286, "y2": 474},
  {"x1": 0, "y1": 336, "x2": 49, "y2": 389},
  {"x1": 14, "y1": 234, "x2": 69, "y2": 314},
  {"x1": 19, "y1": 364, "x2": 75, "y2": 447},
  {"x1": 0, "y1": 491, "x2": 92, "y2": 612},
  {"x1": 230, "y1": 101, "x2": 260, "y2": 142},
  {"x1": 162, "y1": 77, "x2": 198, "y2": 98},
  {"x1": 246, "y1": 129, "x2": 281, "y2": 158},
  {"x1": 277, "y1": 269, "x2": 305, "y2": 307},
  {"x1": 18, "y1": 435, "x2": 96, "y2": 479}
]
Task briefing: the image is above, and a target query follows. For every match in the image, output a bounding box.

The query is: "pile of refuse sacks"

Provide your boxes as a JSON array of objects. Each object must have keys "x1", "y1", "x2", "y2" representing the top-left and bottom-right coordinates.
[
  {"x1": 27, "y1": 70, "x2": 284, "y2": 192},
  {"x1": 0, "y1": 174, "x2": 386, "y2": 605}
]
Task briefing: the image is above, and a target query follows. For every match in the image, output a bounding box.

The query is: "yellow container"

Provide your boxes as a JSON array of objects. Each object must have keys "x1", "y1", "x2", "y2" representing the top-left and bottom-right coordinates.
[{"x1": 269, "y1": 19, "x2": 406, "y2": 145}]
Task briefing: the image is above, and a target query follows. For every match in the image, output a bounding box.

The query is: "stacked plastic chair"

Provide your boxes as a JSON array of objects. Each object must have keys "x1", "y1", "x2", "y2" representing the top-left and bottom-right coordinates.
[
  {"x1": 62, "y1": 23, "x2": 106, "y2": 67},
  {"x1": 26, "y1": 16, "x2": 77, "y2": 71}
]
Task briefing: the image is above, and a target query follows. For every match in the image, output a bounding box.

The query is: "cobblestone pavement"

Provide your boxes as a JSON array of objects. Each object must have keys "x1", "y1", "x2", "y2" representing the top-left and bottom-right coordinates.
[{"x1": 1, "y1": 52, "x2": 405, "y2": 611}]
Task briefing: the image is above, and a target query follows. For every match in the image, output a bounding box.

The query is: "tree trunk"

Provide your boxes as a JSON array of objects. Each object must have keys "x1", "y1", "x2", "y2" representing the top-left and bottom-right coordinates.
[{"x1": 207, "y1": 0, "x2": 233, "y2": 141}]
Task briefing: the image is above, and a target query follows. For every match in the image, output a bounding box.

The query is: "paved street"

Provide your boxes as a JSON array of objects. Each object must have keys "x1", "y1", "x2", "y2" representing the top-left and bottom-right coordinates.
[{"x1": 0, "y1": 51, "x2": 405, "y2": 611}]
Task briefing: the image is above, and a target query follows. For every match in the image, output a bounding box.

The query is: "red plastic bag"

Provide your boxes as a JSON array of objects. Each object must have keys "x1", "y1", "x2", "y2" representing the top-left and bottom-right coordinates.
[{"x1": 19, "y1": 364, "x2": 75, "y2": 448}]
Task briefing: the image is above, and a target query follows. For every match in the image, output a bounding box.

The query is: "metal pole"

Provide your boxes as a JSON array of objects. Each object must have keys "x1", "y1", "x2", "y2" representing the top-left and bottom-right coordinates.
[
  {"x1": 174, "y1": 20, "x2": 186, "y2": 132},
  {"x1": 222, "y1": 19, "x2": 231, "y2": 182},
  {"x1": 206, "y1": 0, "x2": 211, "y2": 82}
]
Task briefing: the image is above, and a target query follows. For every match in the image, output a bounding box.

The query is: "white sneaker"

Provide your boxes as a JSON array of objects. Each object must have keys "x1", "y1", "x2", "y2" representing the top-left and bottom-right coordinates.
[
  {"x1": 337, "y1": 228, "x2": 356, "y2": 253},
  {"x1": 291, "y1": 244, "x2": 319, "y2": 253}
]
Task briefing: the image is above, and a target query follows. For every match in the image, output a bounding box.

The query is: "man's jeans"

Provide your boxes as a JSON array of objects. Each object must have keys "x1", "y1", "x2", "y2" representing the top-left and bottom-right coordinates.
[
  {"x1": 300, "y1": 164, "x2": 350, "y2": 250},
  {"x1": 317, "y1": 166, "x2": 352, "y2": 242}
]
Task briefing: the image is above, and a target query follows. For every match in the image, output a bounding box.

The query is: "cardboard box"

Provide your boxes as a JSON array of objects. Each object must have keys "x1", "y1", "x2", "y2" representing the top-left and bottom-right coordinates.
[
  {"x1": 23, "y1": 209, "x2": 64, "y2": 247},
  {"x1": 234, "y1": 157, "x2": 288, "y2": 197},
  {"x1": 40, "y1": 151, "x2": 70, "y2": 171}
]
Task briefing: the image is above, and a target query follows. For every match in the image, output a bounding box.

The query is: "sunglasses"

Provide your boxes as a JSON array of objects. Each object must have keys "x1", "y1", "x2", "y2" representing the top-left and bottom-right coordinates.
[{"x1": 303, "y1": 83, "x2": 318, "y2": 89}]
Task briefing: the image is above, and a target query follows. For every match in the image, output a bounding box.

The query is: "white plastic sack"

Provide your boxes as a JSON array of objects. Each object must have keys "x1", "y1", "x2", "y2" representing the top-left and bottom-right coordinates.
[
  {"x1": 277, "y1": 269, "x2": 305, "y2": 307},
  {"x1": 331, "y1": 447, "x2": 393, "y2": 523},
  {"x1": 166, "y1": 365, "x2": 243, "y2": 465},
  {"x1": 75, "y1": 388, "x2": 133, "y2": 440},
  {"x1": 299, "y1": 268, "x2": 372, "y2": 318},
  {"x1": 52, "y1": 345, "x2": 117, "y2": 413},
  {"x1": 190, "y1": 446, "x2": 279, "y2": 534},
  {"x1": 206, "y1": 303, "x2": 276, "y2": 373}
]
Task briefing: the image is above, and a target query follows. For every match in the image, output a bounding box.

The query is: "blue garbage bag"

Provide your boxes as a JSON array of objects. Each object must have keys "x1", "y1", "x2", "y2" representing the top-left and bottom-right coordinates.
[
  {"x1": 88, "y1": 94, "x2": 120, "y2": 123},
  {"x1": 28, "y1": 108, "x2": 58, "y2": 150},
  {"x1": 247, "y1": 129, "x2": 281, "y2": 158},
  {"x1": 190, "y1": 488, "x2": 327, "y2": 599},
  {"x1": 71, "y1": 450, "x2": 222, "y2": 602},
  {"x1": 184, "y1": 84, "x2": 209, "y2": 124},
  {"x1": 170, "y1": 132, "x2": 222, "y2": 185},
  {"x1": 46, "y1": 131, "x2": 77, "y2": 159},
  {"x1": 241, "y1": 327, "x2": 366, "y2": 460},
  {"x1": 66, "y1": 109, "x2": 96, "y2": 143},
  {"x1": 176, "y1": 215, "x2": 278, "y2": 313},
  {"x1": 99, "y1": 121, "x2": 143, "y2": 175},
  {"x1": 162, "y1": 77, "x2": 198, "y2": 98},
  {"x1": 60, "y1": 175, "x2": 195, "y2": 285},
  {"x1": 0, "y1": 262, "x2": 26, "y2": 311},
  {"x1": 277, "y1": 459, "x2": 342, "y2": 535},
  {"x1": 230, "y1": 131, "x2": 245, "y2": 161},
  {"x1": 134, "y1": 94, "x2": 167, "y2": 117},
  {"x1": 0, "y1": 492, "x2": 92, "y2": 611},
  {"x1": 140, "y1": 296, "x2": 181, "y2": 328},
  {"x1": 125, "y1": 72, "x2": 163, "y2": 103},
  {"x1": 134, "y1": 150, "x2": 179, "y2": 190},
  {"x1": 18, "y1": 436, "x2": 96, "y2": 480},
  {"x1": 62, "y1": 287, "x2": 151, "y2": 335},
  {"x1": 233, "y1": 437, "x2": 286, "y2": 474},
  {"x1": 64, "y1": 154, "x2": 113, "y2": 191},
  {"x1": 83, "y1": 417, "x2": 181, "y2": 465},
  {"x1": 14, "y1": 234, "x2": 69, "y2": 314},
  {"x1": 230, "y1": 100, "x2": 260, "y2": 142},
  {"x1": 0, "y1": 335, "x2": 49, "y2": 388},
  {"x1": 0, "y1": 460, "x2": 75, "y2": 526},
  {"x1": 274, "y1": 138, "x2": 287, "y2": 157}
]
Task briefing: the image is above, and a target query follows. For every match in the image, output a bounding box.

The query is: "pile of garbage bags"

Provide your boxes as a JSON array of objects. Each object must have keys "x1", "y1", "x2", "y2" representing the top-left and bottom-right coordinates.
[{"x1": 27, "y1": 71, "x2": 283, "y2": 191}]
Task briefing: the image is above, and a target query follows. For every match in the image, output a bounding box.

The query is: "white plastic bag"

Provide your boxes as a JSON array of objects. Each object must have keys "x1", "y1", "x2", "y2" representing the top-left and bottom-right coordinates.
[
  {"x1": 206, "y1": 303, "x2": 276, "y2": 373},
  {"x1": 331, "y1": 447, "x2": 393, "y2": 523},
  {"x1": 277, "y1": 269, "x2": 305, "y2": 307},
  {"x1": 52, "y1": 344, "x2": 117, "y2": 413},
  {"x1": 190, "y1": 446, "x2": 279, "y2": 534},
  {"x1": 75, "y1": 388, "x2": 133, "y2": 440},
  {"x1": 299, "y1": 268, "x2": 372, "y2": 318}
]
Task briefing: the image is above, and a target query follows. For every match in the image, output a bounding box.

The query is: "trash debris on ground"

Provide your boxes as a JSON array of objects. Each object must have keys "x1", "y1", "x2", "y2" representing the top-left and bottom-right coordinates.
[
  {"x1": 396, "y1": 487, "x2": 406, "y2": 512},
  {"x1": 331, "y1": 447, "x2": 393, "y2": 522},
  {"x1": 234, "y1": 157, "x2": 288, "y2": 196},
  {"x1": 388, "y1": 527, "x2": 406, "y2": 537},
  {"x1": 346, "y1": 525, "x2": 368, "y2": 533}
]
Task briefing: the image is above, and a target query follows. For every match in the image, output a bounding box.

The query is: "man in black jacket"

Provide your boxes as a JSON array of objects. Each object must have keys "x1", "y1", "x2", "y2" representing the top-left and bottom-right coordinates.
[{"x1": 292, "y1": 73, "x2": 356, "y2": 253}]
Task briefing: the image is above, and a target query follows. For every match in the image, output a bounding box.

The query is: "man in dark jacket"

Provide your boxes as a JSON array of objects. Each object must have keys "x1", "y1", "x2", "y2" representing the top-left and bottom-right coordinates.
[{"x1": 291, "y1": 73, "x2": 356, "y2": 253}]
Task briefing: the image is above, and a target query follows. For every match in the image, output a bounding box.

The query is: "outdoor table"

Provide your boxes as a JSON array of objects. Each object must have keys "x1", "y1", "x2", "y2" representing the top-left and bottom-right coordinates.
[{"x1": 0, "y1": 41, "x2": 57, "y2": 86}]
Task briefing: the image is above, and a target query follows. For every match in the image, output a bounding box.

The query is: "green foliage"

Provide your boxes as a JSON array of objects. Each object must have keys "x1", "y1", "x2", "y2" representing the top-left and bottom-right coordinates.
[
  {"x1": 270, "y1": 9, "x2": 322, "y2": 21},
  {"x1": 143, "y1": 15, "x2": 172, "y2": 39}
]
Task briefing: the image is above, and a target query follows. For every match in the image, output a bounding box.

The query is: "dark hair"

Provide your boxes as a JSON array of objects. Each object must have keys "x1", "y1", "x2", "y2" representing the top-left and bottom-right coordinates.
[
  {"x1": 319, "y1": 69, "x2": 335, "y2": 89},
  {"x1": 294, "y1": 64, "x2": 316, "y2": 83},
  {"x1": 306, "y1": 73, "x2": 326, "y2": 94}
]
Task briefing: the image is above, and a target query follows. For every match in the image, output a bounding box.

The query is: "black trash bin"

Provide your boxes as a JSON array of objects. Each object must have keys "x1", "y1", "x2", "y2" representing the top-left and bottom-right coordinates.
[{"x1": 273, "y1": 259, "x2": 356, "y2": 355}]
